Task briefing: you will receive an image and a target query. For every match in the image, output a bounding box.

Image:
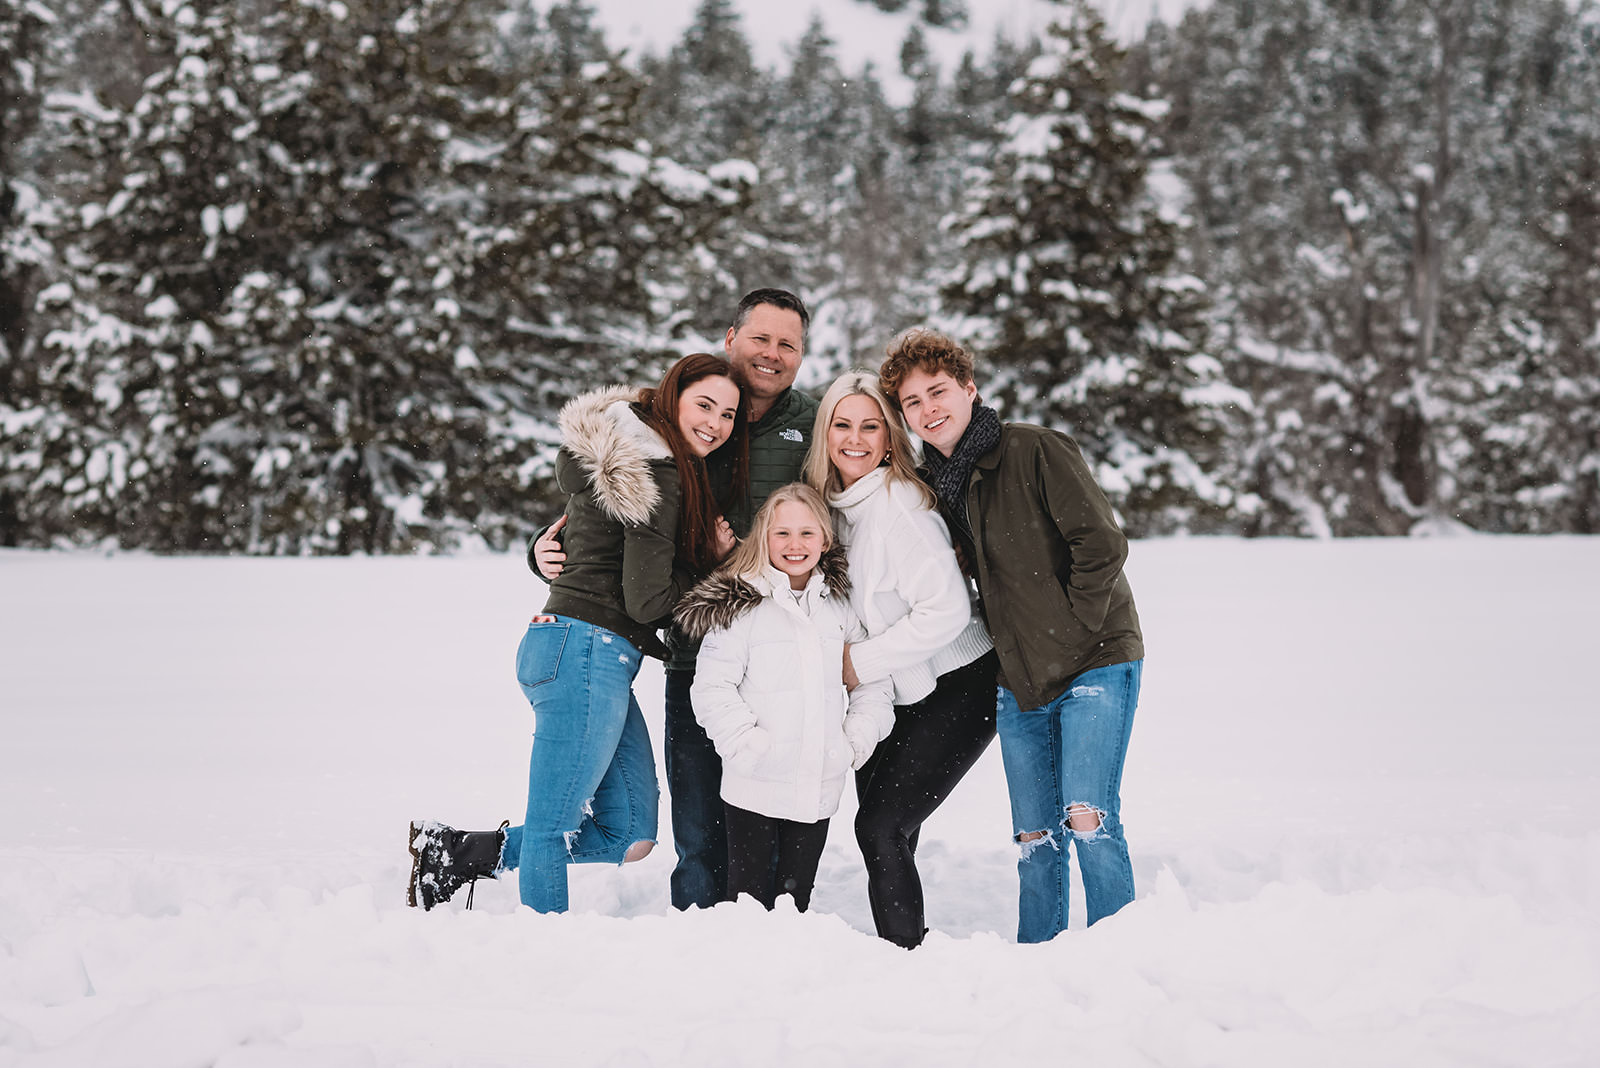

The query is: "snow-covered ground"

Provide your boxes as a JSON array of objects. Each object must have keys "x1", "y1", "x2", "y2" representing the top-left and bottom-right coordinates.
[{"x1": 2, "y1": 536, "x2": 1597, "y2": 1066}]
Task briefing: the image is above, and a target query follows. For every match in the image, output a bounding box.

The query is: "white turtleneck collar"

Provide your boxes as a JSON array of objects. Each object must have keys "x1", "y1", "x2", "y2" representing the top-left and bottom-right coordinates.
[{"x1": 828, "y1": 465, "x2": 888, "y2": 514}]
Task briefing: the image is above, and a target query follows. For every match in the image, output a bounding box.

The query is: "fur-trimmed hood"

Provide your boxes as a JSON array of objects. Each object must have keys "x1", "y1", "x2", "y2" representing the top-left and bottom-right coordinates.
[
  {"x1": 674, "y1": 547, "x2": 851, "y2": 639},
  {"x1": 558, "y1": 385, "x2": 674, "y2": 526}
]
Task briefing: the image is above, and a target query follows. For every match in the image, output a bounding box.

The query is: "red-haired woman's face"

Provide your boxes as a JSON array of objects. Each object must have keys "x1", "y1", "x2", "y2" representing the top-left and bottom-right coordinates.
[{"x1": 675, "y1": 374, "x2": 741, "y2": 457}]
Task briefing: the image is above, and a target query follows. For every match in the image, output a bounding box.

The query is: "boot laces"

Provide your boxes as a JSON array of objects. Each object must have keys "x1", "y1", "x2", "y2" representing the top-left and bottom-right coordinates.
[{"x1": 460, "y1": 821, "x2": 509, "y2": 911}]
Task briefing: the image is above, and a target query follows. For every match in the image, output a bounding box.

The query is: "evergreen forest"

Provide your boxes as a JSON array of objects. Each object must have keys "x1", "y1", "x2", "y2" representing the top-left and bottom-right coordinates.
[{"x1": 3, "y1": 0, "x2": 1597, "y2": 552}]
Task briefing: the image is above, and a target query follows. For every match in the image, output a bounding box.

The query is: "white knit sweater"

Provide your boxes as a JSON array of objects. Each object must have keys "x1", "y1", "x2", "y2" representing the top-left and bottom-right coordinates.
[{"x1": 828, "y1": 467, "x2": 993, "y2": 705}]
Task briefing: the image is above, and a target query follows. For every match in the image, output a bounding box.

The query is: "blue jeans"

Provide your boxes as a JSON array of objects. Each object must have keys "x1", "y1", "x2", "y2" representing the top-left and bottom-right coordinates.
[
  {"x1": 499, "y1": 618, "x2": 659, "y2": 913},
  {"x1": 997, "y1": 659, "x2": 1142, "y2": 943},
  {"x1": 663, "y1": 669, "x2": 727, "y2": 909}
]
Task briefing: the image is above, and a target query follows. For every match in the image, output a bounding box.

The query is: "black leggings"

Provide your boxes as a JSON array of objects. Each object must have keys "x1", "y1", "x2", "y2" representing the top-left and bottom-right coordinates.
[
  {"x1": 854, "y1": 650, "x2": 999, "y2": 948},
  {"x1": 724, "y1": 803, "x2": 831, "y2": 912}
]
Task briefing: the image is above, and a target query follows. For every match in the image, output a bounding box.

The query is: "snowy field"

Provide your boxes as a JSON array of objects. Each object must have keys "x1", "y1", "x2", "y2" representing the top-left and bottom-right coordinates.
[{"x1": 2, "y1": 536, "x2": 1598, "y2": 1067}]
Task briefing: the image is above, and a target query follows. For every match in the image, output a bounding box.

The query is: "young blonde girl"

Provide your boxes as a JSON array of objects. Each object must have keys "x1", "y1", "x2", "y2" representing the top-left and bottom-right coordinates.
[{"x1": 674, "y1": 484, "x2": 894, "y2": 911}]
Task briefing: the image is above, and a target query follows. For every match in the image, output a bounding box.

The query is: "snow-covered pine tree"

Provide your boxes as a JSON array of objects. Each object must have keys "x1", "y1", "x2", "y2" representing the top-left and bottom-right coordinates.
[
  {"x1": 25, "y1": 0, "x2": 524, "y2": 553},
  {"x1": 940, "y1": 0, "x2": 1234, "y2": 535},
  {"x1": 1473, "y1": 1, "x2": 1600, "y2": 533},
  {"x1": 0, "y1": 0, "x2": 55, "y2": 544},
  {"x1": 750, "y1": 15, "x2": 945, "y2": 376},
  {"x1": 950, "y1": 31, "x2": 1040, "y2": 149},
  {"x1": 454, "y1": 0, "x2": 755, "y2": 462},
  {"x1": 631, "y1": 0, "x2": 768, "y2": 340},
  {"x1": 21, "y1": 0, "x2": 753, "y2": 554},
  {"x1": 919, "y1": 0, "x2": 968, "y2": 32},
  {"x1": 0, "y1": 0, "x2": 50, "y2": 363},
  {"x1": 637, "y1": 0, "x2": 765, "y2": 162},
  {"x1": 1149, "y1": 0, "x2": 1595, "y2": 535}
]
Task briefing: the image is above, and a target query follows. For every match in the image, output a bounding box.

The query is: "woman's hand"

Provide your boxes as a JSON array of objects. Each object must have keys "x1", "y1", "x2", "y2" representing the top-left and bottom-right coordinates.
[
  {"x1": 533, "y1": 515, "x2": 568, "y2": 580},
  {"x1": 842, "y1": 643, "x2": 860, "y2": 692},
  {"x1": 713, "y1": 516, "x2": 737, "y2": 558}
]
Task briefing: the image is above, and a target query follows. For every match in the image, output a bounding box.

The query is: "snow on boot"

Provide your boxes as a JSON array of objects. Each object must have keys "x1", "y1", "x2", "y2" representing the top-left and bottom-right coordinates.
[{"x1": 407, "y1": 819, "x2": 507, "y2": 910}]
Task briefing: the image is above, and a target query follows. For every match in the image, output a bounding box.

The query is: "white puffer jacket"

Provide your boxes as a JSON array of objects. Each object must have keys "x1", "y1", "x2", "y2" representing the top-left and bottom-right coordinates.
[
  {"x1": 829, "y1": 468, "x2": 993, "y2": 705},
  {"x1": 676, "y1": 553, "x2": 894, "y2": 824}
]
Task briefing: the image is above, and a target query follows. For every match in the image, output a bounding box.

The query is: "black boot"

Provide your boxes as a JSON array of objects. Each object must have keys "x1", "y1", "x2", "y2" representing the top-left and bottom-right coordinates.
[{"x1": 407, "y1": 820, "x2": 507, "y2": 910}]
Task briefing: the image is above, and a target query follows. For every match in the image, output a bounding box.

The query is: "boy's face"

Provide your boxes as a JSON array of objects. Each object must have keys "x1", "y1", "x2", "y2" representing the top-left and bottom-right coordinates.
[{"x1": 894, "y1": 367, "x2": 979, "y2": 458}]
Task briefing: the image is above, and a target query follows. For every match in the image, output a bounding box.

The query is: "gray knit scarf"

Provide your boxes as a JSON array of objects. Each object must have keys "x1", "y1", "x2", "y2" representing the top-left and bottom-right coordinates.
[{"x1": 921, "y1": 404, "x2": 1001, "y2": 540}]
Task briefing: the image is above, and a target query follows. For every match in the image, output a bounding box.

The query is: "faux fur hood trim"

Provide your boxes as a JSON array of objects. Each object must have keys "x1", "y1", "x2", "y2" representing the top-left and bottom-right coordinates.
[
  {"x1": 673, "y1": 547, "x2": 851, "y2": 639},
  {"x1": 559, "y1": 385, "x2": 675, "y2": 526}
]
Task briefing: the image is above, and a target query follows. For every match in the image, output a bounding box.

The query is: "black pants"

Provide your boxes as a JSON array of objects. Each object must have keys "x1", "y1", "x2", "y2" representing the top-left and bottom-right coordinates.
[
  {"x1": 854, "y1": 650, "x2": 999, "y2": 948},
  {"x1": 724, "y1": 803, "x2": 831, "y2": 913}
]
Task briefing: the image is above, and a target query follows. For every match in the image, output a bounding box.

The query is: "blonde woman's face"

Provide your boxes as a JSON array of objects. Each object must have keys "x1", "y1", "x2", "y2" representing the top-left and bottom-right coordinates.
[{"x1": 826, "y1": 393, "x2": 890, "y2": 488}]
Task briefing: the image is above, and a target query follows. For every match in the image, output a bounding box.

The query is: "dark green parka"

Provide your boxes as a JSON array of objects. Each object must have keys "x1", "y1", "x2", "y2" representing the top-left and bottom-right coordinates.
[
  {"x1": 719, "y1": 386, "x2": 820, "y2": 536},
  {"x1": 537, "y1": 385, "x2": 697, "y2": 659},
  {"x1": 953, "y1": 422, "x2": 1144, "y2": 711}
]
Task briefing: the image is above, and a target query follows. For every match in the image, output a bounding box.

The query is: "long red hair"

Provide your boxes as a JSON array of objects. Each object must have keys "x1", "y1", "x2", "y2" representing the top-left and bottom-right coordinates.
[{"x1": 635, "y1": 353, "x2": 750, "y2": 575}]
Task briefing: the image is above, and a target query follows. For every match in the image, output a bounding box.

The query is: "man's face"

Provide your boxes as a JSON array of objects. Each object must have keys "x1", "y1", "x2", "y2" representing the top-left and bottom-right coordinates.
[
  {"x1": 725, "y1": 303, "x2": 804, "y2": 404},
  {"x1": 894, "y1": 367, "x2": 978, "y2": 458}
]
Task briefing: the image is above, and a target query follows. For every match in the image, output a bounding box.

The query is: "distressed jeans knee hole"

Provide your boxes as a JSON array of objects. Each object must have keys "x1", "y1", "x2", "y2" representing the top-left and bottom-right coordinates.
[{"x1": 1015, "y1": 828, "x2": 1059, "y2": 859}]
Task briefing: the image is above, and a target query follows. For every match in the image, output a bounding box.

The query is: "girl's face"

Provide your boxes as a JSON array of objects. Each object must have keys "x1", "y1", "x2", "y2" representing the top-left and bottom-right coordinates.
[
  {"x1": 827, "y1": 393, "x2": 890, "y2": 488},
  {"x1": 675, "y1": 375, "x2": 742, "y2": 457},
  {"x1": 894, "y1": 367, "x2": 978, "y2": 458},
  {"x1": 766, "y1": 499, "x2": 828, "y2": 590}
]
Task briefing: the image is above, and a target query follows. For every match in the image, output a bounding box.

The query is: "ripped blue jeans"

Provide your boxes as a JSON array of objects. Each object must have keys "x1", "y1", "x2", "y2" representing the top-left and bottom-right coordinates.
[
  {"x1": 501, "y1": 617, "x2": 659, "y2": 913},
  {"x1": 996, "y1": 659, "x2": 1142, "y2": 943}
]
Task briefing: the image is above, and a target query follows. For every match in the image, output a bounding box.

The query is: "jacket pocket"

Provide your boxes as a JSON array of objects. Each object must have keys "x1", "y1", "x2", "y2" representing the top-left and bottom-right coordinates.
[
  {"x1": 747, "y1": 737, "x2": 800, "y2": 783},
  {"x1": 1012, "y1": 575, "x2": 1090, "y2": 681},
  {"x1": 823, "y1": 722, "x2": 854, "y2": 780},
  {"x1": 516, "y1": 621, "x2": 569, "y2": 690}
]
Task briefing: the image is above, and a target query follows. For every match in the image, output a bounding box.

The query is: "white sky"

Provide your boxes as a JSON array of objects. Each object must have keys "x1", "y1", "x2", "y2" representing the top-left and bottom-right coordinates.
[{"x1": 560, "y1": 0, "x2": 1203, "y2": 100}]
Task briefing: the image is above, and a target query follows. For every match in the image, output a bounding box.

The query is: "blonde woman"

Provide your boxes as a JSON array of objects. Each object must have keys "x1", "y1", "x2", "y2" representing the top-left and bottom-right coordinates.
[{"x1": 803, "y1": 370, "x2": 998, "y2": 948}]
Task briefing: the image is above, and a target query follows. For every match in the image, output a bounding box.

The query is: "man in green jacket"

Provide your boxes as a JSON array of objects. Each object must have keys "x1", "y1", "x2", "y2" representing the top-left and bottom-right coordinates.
[
  {"x1": 879, "y1": 326, "x2": 1144, "y2": 944},
  {"x1": 534, "y1": 288, "x2": 818, "y2": 910}
]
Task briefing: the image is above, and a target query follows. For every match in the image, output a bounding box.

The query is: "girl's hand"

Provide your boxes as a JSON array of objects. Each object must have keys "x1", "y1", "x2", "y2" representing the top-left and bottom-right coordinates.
[
  {"x1": 713, "y1": 516, "x2": 737, "y2": 558},
  {"x1": 842, "y1": 644, "x2": 860, "y2": 692}
]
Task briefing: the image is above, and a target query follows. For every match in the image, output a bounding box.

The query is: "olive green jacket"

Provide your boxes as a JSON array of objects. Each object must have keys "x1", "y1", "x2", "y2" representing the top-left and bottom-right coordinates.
[
  {"x1": 718, "y1": 386, "x2": 820, "y2": 536},
  {"x1": 951, "y1": 422, "x2": 1144, "y2": 710},
  {"x1": 537, "y1": 386, "x2": 697, "y2": 659}
]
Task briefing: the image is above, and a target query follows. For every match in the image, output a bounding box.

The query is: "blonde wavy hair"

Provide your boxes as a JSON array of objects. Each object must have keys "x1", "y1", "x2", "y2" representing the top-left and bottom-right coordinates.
[
  {"x1": 802, "y1": 369, "x2": 934, "y2": 507},
  {"x1": 719, "y1": 483, "x2": 834, "y2": 583}
]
